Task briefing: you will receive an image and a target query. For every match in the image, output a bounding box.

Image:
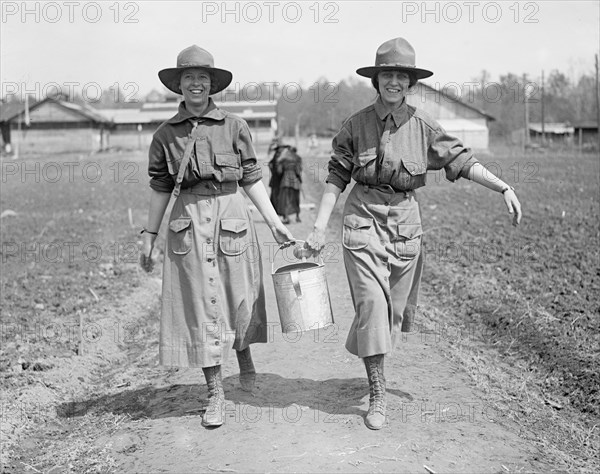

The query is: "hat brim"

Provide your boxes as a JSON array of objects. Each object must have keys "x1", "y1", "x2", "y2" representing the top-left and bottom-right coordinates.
[
  {"x1": 356, "y1": 66, "x2": 433, "y2": 80},
  {"x1": 158, "y1": 66, "x2": 233, "y2": 95}
]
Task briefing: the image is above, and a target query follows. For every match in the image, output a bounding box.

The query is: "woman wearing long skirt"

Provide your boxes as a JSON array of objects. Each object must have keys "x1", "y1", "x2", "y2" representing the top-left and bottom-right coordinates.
[{"x1": 140, "y1": 45, "x2": 294, "y2": 428}]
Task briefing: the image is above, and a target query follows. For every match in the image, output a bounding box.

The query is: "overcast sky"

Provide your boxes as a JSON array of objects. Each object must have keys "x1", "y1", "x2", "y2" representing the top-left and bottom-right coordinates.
[{"x1": 1, "y1": 0, "x2": 599, "y2": 101}]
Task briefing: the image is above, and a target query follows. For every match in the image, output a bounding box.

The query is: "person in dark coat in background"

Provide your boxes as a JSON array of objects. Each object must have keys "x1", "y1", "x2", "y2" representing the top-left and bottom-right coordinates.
[
  {"x1": 268, "y1": 138, "x2": 284, "y2": 214},
  {"x1": 277, "y1": 145, "x2": 302, "y2": 223},
  {"x1": 268, "y1": 141, "x2": 303, "y2": 223}
]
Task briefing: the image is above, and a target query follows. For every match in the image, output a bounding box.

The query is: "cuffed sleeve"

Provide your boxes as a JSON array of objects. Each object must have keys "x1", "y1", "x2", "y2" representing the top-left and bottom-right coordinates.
[
  {"x1": 148, "y1": 135, "x2": 175, "y2": 193},
  {"x1": 325, "y1": 122, "x2": 354, "y2": 192},
  {"x1": 427, "y1": 128, "x2": 479, "y2": 182},
  {"x1": 235, "y1": 121, "x2": 263, "y2": 186}
]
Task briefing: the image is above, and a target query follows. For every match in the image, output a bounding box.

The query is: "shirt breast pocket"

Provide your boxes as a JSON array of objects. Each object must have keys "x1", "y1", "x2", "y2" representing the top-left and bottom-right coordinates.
[
  {"x1": 195, "y1": 136, "x2": 215, "y2": 179},
  {"x1": 353, "y1": 152, "x2": 377, "y2": 168},
  {"x1": 401, "y1": 159, "x2": 426, "y2": 176},
  {"x1": 214, "y1": 152, "x2": 243, "y2": 182}
]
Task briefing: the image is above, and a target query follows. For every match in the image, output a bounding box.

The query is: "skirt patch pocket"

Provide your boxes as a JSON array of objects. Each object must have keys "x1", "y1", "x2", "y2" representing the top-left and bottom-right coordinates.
[
  {"x1": 219, "y1": 218, "x2": 249, "y2": 256},
  {"x1": 394, "y1": 222, "x2": 422, "y2": 259},
  {"x1": 169, "y1": 217, "x2": 193, "y2": 255},
  {"x1": 342, "y1": 214, "x2": 373, "y2": 250}
]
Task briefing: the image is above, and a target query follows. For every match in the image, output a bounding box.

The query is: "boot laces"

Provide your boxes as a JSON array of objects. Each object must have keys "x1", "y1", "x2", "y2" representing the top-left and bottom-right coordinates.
[{"x1": 367, "y1": 360, "x2": 386, "y2": 414}]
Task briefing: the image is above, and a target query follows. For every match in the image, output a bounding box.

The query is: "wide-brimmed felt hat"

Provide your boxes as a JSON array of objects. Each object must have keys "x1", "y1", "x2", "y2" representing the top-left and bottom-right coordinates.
[
  {"x1": 158, "y1": 45, "x2": 233, "y2": 95},
  {"x1": 356, "y1": 37, "x2": 433, "y2": 80}
]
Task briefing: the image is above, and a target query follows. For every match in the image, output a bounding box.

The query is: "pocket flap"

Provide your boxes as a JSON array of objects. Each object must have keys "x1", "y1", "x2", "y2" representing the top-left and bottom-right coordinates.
[
  {"x1": 169, "y1": 217, "x2": 192, "y2": 233},
  {"x1": 214, "y1": 153, "x2": 240, "y2": 168},
  {"x1": 402, "y1": 160, "x2": 426, "y2": 176},
  {"x1": 397, "y1": 222, "x2": 423, "y2": 240},
  {"x1": 220, "y1": 218, "x2": 248, "y2": 233},
  {"x1": 355, "y1": 153, "x2": 377, "y2": 167},
  {"x1": 343, "y1": 215, "x2": 373, "y2": 229}
]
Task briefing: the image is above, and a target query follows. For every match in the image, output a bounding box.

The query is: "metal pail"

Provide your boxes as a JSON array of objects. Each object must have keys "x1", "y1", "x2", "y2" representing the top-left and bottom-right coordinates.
[{"x1": 271, "y1": 243, "x2": 334, "y2": 333}]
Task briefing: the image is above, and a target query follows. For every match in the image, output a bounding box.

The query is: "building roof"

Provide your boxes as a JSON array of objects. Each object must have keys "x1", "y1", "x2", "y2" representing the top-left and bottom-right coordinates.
[
  {"x1": 418, "y1": 82, "x2": 496, "y2": 121},
  {"x1": 99, "y1": 100, "x2": 277, "y2": 125},
  {"x1": 0, "y1": 101, "x2": 32, "y2": 122},
  {"x1": 571, "y1": 121, "x2": 599, "y2": 130},
  {"x1": 437, "y1": 118, "x2": 489, "y2": 132},
  {"x1": 0, "y1": 97, "x2": 109, "y2": 124},
  {"x1": 529, "y1": 122, "x2": 574, "y2": 134}
]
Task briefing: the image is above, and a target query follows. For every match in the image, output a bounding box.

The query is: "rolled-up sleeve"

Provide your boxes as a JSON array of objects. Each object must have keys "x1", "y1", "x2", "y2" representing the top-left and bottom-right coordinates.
[
  {"x1": 148, "y1": 135, "x2": 175, "y2": 193},
  {"x1": 236, "y1": 121, "x2": 262, "y2": 186},
  {"x1": 326, "y1": 121, "x2": 354, "y2": 192},
  {"x1": 428, "y1": 127, "x2": 478, "y2": 182}
]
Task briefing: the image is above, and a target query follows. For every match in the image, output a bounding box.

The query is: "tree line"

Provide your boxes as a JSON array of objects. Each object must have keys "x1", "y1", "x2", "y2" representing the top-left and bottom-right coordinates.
[{"x1": 3, "y1": 68, "x2": 597, "y2": 142}]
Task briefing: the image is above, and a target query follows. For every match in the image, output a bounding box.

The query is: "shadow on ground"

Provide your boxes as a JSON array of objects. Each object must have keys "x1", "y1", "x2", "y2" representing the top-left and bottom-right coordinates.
[{"x1": 57, "y1": 373, "x2": 413, "y2": 421}]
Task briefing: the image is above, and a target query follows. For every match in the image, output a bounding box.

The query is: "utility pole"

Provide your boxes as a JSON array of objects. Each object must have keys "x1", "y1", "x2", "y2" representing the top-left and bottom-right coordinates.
[
  {"x1": 596, "y1": 54, "x2": 600, "y2": 155},
  {"x1": 523, "y1": 74, "x2": 530, "y2": 150},
  {"x1": 541, "y1": 70, "x2": 545, "y2": 145}
]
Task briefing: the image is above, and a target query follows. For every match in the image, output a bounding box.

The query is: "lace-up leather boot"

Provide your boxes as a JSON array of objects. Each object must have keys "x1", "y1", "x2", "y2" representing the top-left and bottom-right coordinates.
[
  {"x1": 363, "y1": 354, "x2": 386, "y2": 430},
  {"x1": 202, "y1": 365, "x2": 225, "y2": 427}
]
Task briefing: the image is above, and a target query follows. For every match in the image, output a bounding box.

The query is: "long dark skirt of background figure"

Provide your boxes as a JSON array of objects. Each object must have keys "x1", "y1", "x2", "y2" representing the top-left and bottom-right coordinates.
[{"x1": 267, "y1": 139, "x2": 283, "y2": 212}]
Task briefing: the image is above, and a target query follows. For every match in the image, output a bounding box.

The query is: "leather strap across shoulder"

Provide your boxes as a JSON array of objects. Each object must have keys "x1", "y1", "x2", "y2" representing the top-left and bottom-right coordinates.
[{"x1": 172, "y1": 121, "x2": 203, "y2": 198}]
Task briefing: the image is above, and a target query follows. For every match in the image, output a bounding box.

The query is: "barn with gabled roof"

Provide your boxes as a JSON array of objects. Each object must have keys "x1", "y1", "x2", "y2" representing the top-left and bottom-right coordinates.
[{"x1": 406, "y1": 82, "x2": 495, "y2": 152}]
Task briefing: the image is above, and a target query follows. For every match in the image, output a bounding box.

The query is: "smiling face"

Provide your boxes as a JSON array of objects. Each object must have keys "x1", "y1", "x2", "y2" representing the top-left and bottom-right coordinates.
[
  {"x1": 179, "y1": 68, "x2": 212, "y2": 114},
  {"x1": 377, "y1": 70, "x2": 411, "y2": 109}
]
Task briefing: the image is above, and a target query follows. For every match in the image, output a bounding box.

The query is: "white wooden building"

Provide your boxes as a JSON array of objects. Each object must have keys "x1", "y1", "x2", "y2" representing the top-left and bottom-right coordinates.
[{"x1": 406, "y1": 83, "x2": 494, "y2": 152}]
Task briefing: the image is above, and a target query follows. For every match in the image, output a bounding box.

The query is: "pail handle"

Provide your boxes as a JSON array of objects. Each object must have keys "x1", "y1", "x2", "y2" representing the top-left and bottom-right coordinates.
[{"x1": 272, "y1": 240, "x2": 324, "y2": 274}]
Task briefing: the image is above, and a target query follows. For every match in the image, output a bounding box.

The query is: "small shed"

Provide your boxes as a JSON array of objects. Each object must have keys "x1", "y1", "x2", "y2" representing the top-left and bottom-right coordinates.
[{"x1": 572, "y1": 121, "x2": 599, "y2": 151}]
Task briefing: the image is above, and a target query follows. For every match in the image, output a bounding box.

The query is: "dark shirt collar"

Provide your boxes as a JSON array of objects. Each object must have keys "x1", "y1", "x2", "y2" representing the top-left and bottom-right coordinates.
[
  {"x1": 374, "y1": 96, "x2": 409, "y2": 127},
  {"x1": 167, "y1": 98, "x2": 226, "y2": 124}
]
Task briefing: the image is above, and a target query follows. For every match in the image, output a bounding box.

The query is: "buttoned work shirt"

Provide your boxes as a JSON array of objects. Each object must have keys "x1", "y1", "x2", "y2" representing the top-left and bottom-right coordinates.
[
  {"x1": 326, "y1": 97, "x2": 478, "y2": 192},
  {"x1": 148, "y1": 100, "x2": 262, "y2": 193}
]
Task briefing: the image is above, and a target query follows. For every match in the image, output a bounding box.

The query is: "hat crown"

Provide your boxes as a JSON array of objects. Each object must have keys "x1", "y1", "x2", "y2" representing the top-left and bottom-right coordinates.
[
  {"x1": 375, "y1": 37, "x2": 416, "y2": 68},
  {"x1": 176, "y1": 45, "x2": 215, "y2": 69}
]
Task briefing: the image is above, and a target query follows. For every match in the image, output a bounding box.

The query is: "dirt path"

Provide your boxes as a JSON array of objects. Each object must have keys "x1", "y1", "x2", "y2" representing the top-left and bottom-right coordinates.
[
  {"x1": 7, "y1": 152, "x2": 555, "y2": 473},
  {"x1": 70, "y1": 215, "x2": 549, "y2": 474}
]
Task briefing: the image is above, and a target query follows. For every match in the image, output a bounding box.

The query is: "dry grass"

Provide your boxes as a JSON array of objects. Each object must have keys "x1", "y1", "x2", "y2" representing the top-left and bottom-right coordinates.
[{"x1": 419, "y1": 302, "x2": 600, "y2": 473}]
